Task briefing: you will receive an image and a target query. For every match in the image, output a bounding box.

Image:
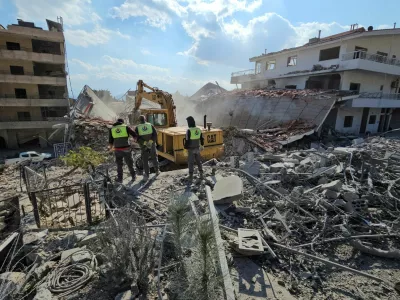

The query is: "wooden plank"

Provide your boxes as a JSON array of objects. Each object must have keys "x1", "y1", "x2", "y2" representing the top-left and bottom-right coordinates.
[{"x1": 205, "y1": 186, "x2": 235, "y2": 300}]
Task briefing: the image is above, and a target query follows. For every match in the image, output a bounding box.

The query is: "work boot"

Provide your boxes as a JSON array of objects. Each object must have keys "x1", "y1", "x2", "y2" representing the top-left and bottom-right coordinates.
[
  {"x1": 155, "y1": 170, "x2": 161, "y2": 176},
  {"x1": 143, "y1": 174, "x2": 149, "y2": 181},
  {"x1": 131, "y1": 174, "x2": 136, "y2": 182},
  {"x1": 199, "y1": 171, "x2": 204, "y2": 180},
  {"x1": 115, "y1": 177, "x2": 122, "y2": 184},
  {"x1": 187, "y1": 173, "x2": 193, "y2": 181}
]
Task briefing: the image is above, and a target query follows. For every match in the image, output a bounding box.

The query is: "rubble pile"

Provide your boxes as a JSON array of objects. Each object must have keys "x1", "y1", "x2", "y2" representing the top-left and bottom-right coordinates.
[
  {"x1": 212, "y1": 88, "x2": 333, "y2": 100},
  {"x1": 71, "y1": 117, "x2": 114, "y2": 151},
  {"x1": 210, "y1": 136, "x2": 400, "y2": 299}
]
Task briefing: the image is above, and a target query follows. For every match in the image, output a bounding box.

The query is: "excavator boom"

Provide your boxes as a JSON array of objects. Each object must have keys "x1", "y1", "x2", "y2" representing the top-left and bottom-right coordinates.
[{"x1": 134, "y1": 79, "x2": 177, "y2": 127}]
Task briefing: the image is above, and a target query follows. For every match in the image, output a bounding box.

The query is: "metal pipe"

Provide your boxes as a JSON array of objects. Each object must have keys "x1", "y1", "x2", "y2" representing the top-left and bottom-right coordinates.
[{"x1": 204, "y1": 115, "x2": 207, "y2": 129}]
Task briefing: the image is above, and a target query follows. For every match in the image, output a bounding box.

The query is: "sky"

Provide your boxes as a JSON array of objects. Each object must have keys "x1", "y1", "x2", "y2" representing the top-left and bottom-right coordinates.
[{"x1": 0, "y1": 0, "x2": 399, "y2": 98}]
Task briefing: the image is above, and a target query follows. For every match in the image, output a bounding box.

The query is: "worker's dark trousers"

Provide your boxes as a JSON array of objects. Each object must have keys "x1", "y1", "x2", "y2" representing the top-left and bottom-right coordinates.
[
  {"x1": 141, "y1": 143, "x2": 159, "y2": 175},
  {"x1": 115, "y1": 150, "x2": 136, "y2": 181},
  {"x1": 188, "y1": 148, "x2": 203, "y2": 174}
]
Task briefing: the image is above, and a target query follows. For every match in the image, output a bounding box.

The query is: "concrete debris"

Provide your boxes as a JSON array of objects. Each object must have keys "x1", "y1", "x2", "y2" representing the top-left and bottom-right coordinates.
[
  {"x1": 33, "y1": 288, "x2": 52, "y2": 300},
  {"x1": 0, "y1": 272, "x2": 26, "y2": 295},
  {"x1": 237, "y1": 229, "x2": 264, "y2": 256},
  {"x1": 321, "y1": 180, "x2": 342, "y2": 192},
  {"x1": 212, "y1": 175, "x2": 243, "y2": 204}
]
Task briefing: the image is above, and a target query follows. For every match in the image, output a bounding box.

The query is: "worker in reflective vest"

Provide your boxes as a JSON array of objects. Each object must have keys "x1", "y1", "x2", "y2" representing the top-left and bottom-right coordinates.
[
  {"x1": 135, "y1": 115, "x2": 159, "y2": 180},
  {"x1": 184, "y1": 116, "x2": 204, "y2": 181},
  {"x1": 109, "y1": 118, "x2": 137, "y2": 183}
]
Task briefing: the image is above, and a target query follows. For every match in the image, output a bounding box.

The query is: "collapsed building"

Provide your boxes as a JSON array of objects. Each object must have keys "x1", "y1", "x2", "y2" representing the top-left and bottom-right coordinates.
[{"x1": 231, "y1": 25, "x2": 400, "y2": 134}]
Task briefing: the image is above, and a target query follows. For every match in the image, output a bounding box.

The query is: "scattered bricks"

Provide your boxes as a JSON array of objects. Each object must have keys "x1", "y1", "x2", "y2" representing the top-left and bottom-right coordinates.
[
  {"x1": 321, "y1": 180, "x2": 342, "y2": 192},
  {"x1": 322, "y1": 189, "x2": 340, "y2": 200},
  {"x1": 213, "y1": 176, "x2": 243, "y2": 205}
]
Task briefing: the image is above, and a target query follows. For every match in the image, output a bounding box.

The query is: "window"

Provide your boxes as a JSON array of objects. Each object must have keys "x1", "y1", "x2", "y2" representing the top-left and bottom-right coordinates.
[
  {"x1": 15, "y1": 88, "x2": 27, "y2": 99},
  {"x1": 147, "y1": 113, "x2": 167, "y2": 126},
  {"x1": 6, "y1": 42, "x2": 21, "y2": 50},
  {"x1": 30, "y1": 153, "x2": 39, "y2": 157},
  {"x1": 377, "y1": 51, "x2": 388, "y2": 57},
  {"x1": 319, "y1": 46, "x2": 340, "y2": 61},
  {"x1": 10, "y1": 66, "x2": 24, "y2": 75},
  {"x1": 21, "y1": 153, "x2": 29, "y2": 158},
  {"x1": 369, "y1": 115, "x2": 377, "y2": 124},
  {"x1": 267, "y1": 60, "x2": 276, "y2": 70},
  {"x1": 287, "y1": 56, "x2": 297, "y2": 66},
  {"x1": 256, "y1": 62, "x2": 261, "y2": 74},
  {"x1": 285, "y1": 85, "x2": 297, "y2": 89},
  {"x1": 344, "y1": 116, "x2": 354, "y2": 128},
  {"x1": 380, "y1": 85, "x2": 384, "y2": 91},
  {"x1": 17, "y1": 112, "x2": 31, "y2": 121},
  {"x1": 349, "y1": 83, "x2": 360, "y2": 92}
]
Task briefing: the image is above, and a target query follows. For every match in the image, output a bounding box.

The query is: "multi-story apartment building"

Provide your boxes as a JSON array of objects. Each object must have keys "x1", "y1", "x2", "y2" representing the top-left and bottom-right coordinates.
[
  {"x1": 231, "y1": 25, "x2": 400, "y2": 134},
  {"x1": 0, "y1": 19, "x2": 69, "y2": 149}
]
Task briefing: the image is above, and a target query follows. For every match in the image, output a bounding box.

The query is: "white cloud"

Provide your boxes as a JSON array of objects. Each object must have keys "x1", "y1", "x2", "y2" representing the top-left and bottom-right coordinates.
[
  {"x1": 110, "y1": 0, "x2": 173, "y2": 30},
  {"x1": 376, "y1": 24, "x2": 393, "y2": 30},
  {"x1": 102, "y1": 56, "x2": 169, "y2": 73},
  {"x1": 13, "y1": 0, "x2": 92, "y2": 26},
  {"x1": 65, "y1": 26, "x2": 130, "y2": 47},
  {"x1": 71, "y1": 59, "x2": 100, "y2": 72},
  {"x1": 140, "y1": 49, "x2": 154, "y2": 56},
  {"x1": 69, "y1": 73, "x2": 89, "y2": 81}
]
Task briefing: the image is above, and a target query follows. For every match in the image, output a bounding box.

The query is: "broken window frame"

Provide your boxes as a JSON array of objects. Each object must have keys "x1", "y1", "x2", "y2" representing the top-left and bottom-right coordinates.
[
  {"x1": 287, "y1": 55, "x2": 297, "y2": 67},
  {"x1": 319, "y1": 46, "x2": 340, "y2": 61},
  {"x1": 255, "y1": 62, "x2": 261, "y2": 74},
  {"x1": 266, "y1": 60, "x2": 276, "y2": 70},
  {"x1": 6, "y1": 42, "x2": 21, "y2": 50},
  {"x1": 344, "y1": 116, "x2": 354, "y2": 128}
]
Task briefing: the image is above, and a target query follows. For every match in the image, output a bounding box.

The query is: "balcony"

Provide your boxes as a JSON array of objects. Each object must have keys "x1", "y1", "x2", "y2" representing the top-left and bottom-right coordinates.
[
  {"x1": 231, "y1": 69, "x2": 264, "y2": 84},
  {"x1": 341, "y1": 51, "x2": 400, "y2": 76},
  {"x1": 0, "y1": 117, "x2": 68, "y2": 130},
  {"x1": 0, "y1": 94, "x2": 68, "y2": 107},
  {"x1": 1, "y1": 26, "x2": 64, "y2": 42},
  {"x1": 0, "y1": 46, "x2": 64, "y2": 64},
  {"x1": 0, "y1": 71, "x2": 67, "y2": 85},
  {"x1": 351, "y1": 92, "x2": 400, "y2": 108}
]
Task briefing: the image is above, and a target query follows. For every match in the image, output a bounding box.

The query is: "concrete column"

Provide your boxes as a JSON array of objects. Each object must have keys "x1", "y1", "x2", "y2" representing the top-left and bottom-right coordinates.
[
  {"x1": 6, "y1": 130, "x2": 18, "y2": 149},
  {"x1": 38, "y1": 130, "x2": 48, "y2": 148}
]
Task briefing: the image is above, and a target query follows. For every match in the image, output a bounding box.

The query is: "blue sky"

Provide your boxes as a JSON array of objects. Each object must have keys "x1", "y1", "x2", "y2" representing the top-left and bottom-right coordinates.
[{"x1": 0, "y1": 0, "x2": 398, "y2": 97}]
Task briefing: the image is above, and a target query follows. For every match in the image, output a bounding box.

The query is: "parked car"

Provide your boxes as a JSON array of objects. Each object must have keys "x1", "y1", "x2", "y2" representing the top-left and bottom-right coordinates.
[{"x1": 5, "y1": 151, "x2": 52, "y2": 165}]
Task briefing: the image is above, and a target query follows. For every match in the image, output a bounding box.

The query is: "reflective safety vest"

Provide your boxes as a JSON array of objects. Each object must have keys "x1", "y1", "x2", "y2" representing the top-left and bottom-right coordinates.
[
  {"x1": 111, "y1": 125, "x2": 129, "y2": 148},
  {"x1": 137, "y1": 122, "x2": 153, "y2": 141},
  {"x1": 187, "y1": 127, "x2": 201, "y2": 148}
]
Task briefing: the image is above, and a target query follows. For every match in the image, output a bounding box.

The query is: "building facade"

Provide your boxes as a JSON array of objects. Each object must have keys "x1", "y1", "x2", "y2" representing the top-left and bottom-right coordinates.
[
  {"x1": 0, "y1": 19, "x2": 68, "y2": 149},
  {"x1": 231, "y1": 26, "x2": 400, "y2": 134}
]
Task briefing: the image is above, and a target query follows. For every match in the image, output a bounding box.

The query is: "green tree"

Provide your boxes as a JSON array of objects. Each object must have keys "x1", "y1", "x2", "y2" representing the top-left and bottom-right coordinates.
[{"x1": 61, "y1": 146, "x2": 106, "y2": 173}]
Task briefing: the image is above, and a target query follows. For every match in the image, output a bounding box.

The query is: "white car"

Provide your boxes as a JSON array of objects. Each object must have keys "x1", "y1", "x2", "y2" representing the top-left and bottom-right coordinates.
[{"x1": 5, "y1": 151, "x2": 52, "y2": 165}]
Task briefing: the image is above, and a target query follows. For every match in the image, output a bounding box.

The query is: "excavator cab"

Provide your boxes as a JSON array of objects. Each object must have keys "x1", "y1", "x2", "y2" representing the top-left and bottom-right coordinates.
[{"x1": 141, "y1": 109, "x2": 169, "y2": 128}]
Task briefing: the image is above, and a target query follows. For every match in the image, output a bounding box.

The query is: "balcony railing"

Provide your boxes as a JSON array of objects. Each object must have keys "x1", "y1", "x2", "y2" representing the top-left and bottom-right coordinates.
[
  {"x1": 342, "y1": 51, "x2": 400, "y2": 66},
  {"x1": 0, "y1": 94, "x2": 65, "y2": 99},
  {"x1": 359, "y1": 92, "x2": 400, "y2": 100},
  {"x1": 231, "y1": 69, "x2": 256, "y2": 77}
]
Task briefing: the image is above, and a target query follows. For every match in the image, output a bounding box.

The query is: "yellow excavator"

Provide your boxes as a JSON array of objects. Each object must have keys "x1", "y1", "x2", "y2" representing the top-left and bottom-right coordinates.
[{"x1": 128, "y1": 80, "x2": 224, "y2": 167}]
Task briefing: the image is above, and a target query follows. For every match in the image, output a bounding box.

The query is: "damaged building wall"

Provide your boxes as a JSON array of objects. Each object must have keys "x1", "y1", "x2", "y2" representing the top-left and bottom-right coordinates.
[
  {"x1": 341, "y1": 71, "x2": 397, "y2": 93},
  {"x1": 199, "y1": 91, "x2": 336, "y2": 131}
]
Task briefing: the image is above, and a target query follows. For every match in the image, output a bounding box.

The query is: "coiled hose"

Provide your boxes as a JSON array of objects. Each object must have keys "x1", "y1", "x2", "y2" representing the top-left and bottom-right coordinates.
[{"x1": 47, "y1": 249, "x2": 97, "y2": 298}]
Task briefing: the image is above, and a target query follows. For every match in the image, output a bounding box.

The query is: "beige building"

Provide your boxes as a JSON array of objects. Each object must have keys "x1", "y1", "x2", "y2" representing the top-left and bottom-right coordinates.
[{"x1": 0, "y1": 19, "x2": 69, "y2": 149}]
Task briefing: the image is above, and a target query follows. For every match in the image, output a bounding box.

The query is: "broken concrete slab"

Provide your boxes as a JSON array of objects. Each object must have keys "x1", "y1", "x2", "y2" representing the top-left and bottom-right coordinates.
[
  {"x1": 212, "y1": 175, "x2": 243, "y2": 204},
  {"x1": 300, "y1": 157, "x2": 312, "y2": 166},
  {"x1": 61, "y1": 247, "x2": 83, "y2": 262},
  {"x1": 71, "y1": 250, "x2": 92, "y2": 264},
  {"x1": 235, "y1": 206, "x2": 251, "y2": 213},
  {"x1": 237, "y1": 229, "x2": 264, "y2": 256},
  {"x1": 270, "y1": 163, "x2": 285, "y2": 172},
  {"x1": 72, "y1": 230, "x2": 89, "y2": 244},
  {"x1": 321, "y1": 180, "x2": 342, "y2": 192},
  {"x1": 342, "y1": 192, "x2": 359, "y2": 202},
  {"x1": 322, "y1": 189, "x2": 340, "y2": 200},
  {"x1": 241, "y1": 161, "x2": 261, "y2": 177},
  {"x1": 23, "y1": 230, "x2": 48, "y2": 246}
]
